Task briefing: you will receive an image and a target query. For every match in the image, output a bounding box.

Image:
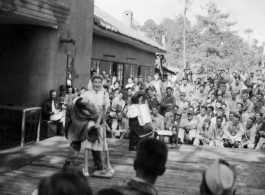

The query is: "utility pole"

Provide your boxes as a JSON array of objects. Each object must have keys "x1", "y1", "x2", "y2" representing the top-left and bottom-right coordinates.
[{"x1": 183, "y1": 0, "x2": 188, "y2": 70}]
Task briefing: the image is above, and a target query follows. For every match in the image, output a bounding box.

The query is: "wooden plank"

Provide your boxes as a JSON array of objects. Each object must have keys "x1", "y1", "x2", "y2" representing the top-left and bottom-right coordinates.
[{"x1": 0, "y1": 139, "x2": 265, "y2": 195}]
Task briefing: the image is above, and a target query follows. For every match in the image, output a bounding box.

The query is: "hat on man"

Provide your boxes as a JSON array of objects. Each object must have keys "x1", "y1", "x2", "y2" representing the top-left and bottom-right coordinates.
[
  {"x1": 137, "y1": 75, "x2": 143, "y2": 78},
  {"x1": 204, "y1": 159, "x2": 236, "y2": 195},
  {"x1": 86, "y1": 125, "x2": 99, "y2": 142}
]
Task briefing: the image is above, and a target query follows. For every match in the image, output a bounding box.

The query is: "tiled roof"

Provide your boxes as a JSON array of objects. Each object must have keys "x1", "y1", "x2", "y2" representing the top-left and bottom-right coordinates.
[{"x1": 94, "y1": 6, "x2": 166, "y2": 52}]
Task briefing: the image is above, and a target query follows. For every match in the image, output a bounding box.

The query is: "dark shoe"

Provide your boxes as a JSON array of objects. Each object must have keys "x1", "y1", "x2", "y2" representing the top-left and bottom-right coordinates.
[
  {"x1": 62, "y1": 161, "x2": 70, "y2": 170},
  {"x1": 188, "y1": 140, "x2": 193, "y2": 145},
  {"x1": 177, "y1": 138, "x2": 183, "y2": 145},
  {"x1": 96, "y1": 166, "x2": 103, "y2": 171}
]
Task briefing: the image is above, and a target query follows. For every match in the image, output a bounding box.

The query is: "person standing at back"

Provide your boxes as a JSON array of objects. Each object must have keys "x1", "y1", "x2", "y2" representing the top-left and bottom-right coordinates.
[
  {"x1": 145, "y1": 74, "x2": 154, "y2": 89},
  {"x1": 152, "y1": 73, "x2": 163, "y2": 96}
]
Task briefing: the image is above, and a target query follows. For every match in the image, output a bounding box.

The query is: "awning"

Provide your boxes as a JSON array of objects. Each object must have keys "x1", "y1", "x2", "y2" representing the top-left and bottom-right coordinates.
[
  {"x1": 0, "y1": 0, "x2": 70, "y2": 28},
  {"x1": 162, "y1": 65, "x2": 181, "y2": 74}
]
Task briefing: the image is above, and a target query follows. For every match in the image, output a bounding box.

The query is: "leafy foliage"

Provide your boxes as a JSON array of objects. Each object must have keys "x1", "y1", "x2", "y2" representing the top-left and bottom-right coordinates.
[{"x1": 138, "y1": 2, "x2": 264, "y2": 71}]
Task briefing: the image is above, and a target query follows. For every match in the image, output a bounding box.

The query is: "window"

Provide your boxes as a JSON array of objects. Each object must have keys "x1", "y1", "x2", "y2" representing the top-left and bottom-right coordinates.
[
  {"x1": 130, "y1": 66, "x2": 135, "y2": 78},
  {"x1": 117, "y1": 64, "x2": 124, "y2": 82},
  {"x1": 145, "y1": 67, "x2": 153, "y2": 77},
  {"x1": 66, "y1": 54, "x2": 74, "y2": 87},
  {"x1": 92, "y1": 60, "x2": 100, "y2": 74}
]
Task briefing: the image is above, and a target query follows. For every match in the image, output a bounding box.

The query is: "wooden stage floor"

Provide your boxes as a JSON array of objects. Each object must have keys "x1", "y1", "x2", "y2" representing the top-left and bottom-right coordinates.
[{"x1": 0, "y1": 138, "x2": 265, "y2": 195}]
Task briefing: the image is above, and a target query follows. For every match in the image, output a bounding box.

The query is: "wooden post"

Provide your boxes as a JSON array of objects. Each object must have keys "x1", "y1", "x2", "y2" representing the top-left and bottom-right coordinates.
[{"x1": 183, "y1": 0, "x2": 188, "y2": 70}]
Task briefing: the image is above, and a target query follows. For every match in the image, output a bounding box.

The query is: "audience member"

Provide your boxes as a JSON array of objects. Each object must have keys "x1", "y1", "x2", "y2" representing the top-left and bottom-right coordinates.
[
  {"x1": 193, "y1": 118, "x2": 212, "y2": 146},
  {"x1": 112, "y1": 139, "x2": 168, "y2": 195},
  {"x1": 33, "y1": 168, "x2": 92, "y2": 195},
  {"x1": 151, "y1": 107, "x2": 165, "y2": 130},
  {"x1": 111, "y1": 111, "x2": 129, "y2": 139},
  {"x1": 200, "y1": 159, "x2": 236, "y2": 195},
  {"x1": 160, "y1": 87, "x2": 176, "y2": 116}
]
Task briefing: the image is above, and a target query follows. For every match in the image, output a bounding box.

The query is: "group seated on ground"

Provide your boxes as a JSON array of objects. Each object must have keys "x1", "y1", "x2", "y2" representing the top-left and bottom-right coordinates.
[{"x1": 42, "y1": 68, "x2": 265, "y2": 150}]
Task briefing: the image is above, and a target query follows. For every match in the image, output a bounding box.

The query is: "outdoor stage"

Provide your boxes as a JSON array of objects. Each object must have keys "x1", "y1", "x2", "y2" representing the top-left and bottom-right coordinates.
[{"x1": 0, "y1": 137, "x2": 264, "y2": 195}]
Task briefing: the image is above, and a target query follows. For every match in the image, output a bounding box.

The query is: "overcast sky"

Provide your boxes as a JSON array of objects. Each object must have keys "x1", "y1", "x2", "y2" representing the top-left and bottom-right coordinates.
[{"x1": 95, "y1": 0, "x2": 265, "y2": 45}]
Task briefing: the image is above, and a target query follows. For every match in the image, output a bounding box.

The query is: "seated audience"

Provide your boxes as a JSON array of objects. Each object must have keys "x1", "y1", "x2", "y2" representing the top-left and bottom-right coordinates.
[
  {"x1": 111, "y1": 111, "x2": 129, "y2": 139},
  {"x1": 165, "y1": 105, "x2": 179, "y2": 129},
  {"x1": 80, "y1": 87, "x2": 87, "y2": 95},
  {"x1": 223, "y1": 114, "x2": 244, "y2": 148},
  {"x1": 240, "y1": 92, "x2": 254, "y2": 115},
  {"x1": 195, "y1": 84, "x2": 208, "y2": 105},
  {"x1": 209, "y1": 116, "x2": 225, "y2": 147},
  {"x1": 42, "y1": 90, "x2": 63, "y2": 122},
  {"x1": 211, "y1": 108, "x2": 226, "y2": 126},
  {"x1": 241, "y1": 116, "x2": 257, "y2": 149},
  {"x1": 151, "y1": 107, "x2": 165, "y2": 130},
  {"x1": 193, "y1": 118, "x2": 212, "y2": 146},
  {"x1": 67, "y1": 86, "x2": 77, "y2": 100},
  {"x1": 196, "y1": 106, "x2": 208, "y2": 124},
  {"x1": 178, "y1": 110, "x2": 199, "y2": 144},
  {"x1": 110, "y1": 91, "x2": 126, "y2": 117},
  {"x1": 228, "y1": 92, "x2": 238, "y2": 112},
  {"x1": 146, "y1": 87, "x2": 160, "y2": 111},
  {"x1": 125, "y1": 77, "x2": 134, "y2": 89},
  {"x1": 255, "y1": 115, "x2": 265, "y2": 150},
  {"x1": 253, "y1": 93, "x2": 265, "y2": 113},
  {"x1": 160, "y1": 87, "x2": 176, "y2": 116},
  {"x1": 145, "y1": 74, "x2": 154, "y2": 89}
]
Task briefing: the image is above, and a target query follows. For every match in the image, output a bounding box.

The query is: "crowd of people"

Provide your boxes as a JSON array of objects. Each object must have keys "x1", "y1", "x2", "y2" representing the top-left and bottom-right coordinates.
[
  {"x1": 37, "y1": 68, "x2": 265, "y2": 195},
  {"x1": 42, "y1": 68, "x2": 265, "y2": 150}
]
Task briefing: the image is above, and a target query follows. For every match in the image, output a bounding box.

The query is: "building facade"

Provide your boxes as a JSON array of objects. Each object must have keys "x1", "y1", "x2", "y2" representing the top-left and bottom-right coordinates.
[
  {"x1": 0, "y1": 0, "x2": 94, "y2": 106},
  {"x1": 0, "y1": 1, "x2": 165, "y2": 107},
  {"x1": 92, "y1": 7, "x2": 165, "y2": 86}
]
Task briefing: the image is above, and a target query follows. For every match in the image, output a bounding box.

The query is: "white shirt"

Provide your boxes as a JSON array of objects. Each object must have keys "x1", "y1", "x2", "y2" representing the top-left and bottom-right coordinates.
[{"x1": 51, "y1": 100, "x2": 56, "y2": 112}]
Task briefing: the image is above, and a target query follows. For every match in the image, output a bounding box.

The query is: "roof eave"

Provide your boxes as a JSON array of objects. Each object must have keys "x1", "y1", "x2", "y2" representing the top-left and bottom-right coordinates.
[{"x1": 93, "y1": 25, "x2": 166, "y2": 54}]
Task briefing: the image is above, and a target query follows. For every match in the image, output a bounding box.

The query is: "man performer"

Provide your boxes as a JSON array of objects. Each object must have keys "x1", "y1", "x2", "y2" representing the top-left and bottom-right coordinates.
[{"x1": 63, "y1": 96, "x2": 103, "y2": 171}]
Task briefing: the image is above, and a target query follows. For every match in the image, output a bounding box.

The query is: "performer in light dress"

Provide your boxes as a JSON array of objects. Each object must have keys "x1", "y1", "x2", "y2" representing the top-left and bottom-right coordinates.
[{"x1": 81, "y1": 74, "x2": 114, "y2": 176}]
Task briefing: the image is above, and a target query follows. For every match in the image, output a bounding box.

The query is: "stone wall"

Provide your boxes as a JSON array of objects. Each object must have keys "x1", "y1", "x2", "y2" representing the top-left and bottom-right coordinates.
[{"x1": 0, "y1": 0, "x2": 94, "y2": 106}]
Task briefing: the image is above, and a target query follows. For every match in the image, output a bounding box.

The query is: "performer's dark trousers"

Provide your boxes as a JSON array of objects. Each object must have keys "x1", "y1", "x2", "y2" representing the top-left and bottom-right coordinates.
[{"x1": 66, "y1": 141, "x2": 103, "y2": 169}]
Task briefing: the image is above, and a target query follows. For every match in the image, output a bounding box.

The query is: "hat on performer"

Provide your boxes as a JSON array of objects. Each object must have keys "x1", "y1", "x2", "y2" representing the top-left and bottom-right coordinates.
[
  {"x1": 204, "y1": 159, "x2": 236, "y2": 195},
  {"x1": 137, "y1": 75, "x2": 143, "y2": 78},
  {"x1": 86, "y1": 125, "x2": 99, "y2": 142}
]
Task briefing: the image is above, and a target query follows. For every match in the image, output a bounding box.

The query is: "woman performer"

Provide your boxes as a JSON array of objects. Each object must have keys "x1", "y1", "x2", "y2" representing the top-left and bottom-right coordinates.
[
  {"x1": 126, "y1": 92, "x2": 153, "y2": 151},
  {"x1": 81, "y1": 74, "x2": 114, "y2": 176}
]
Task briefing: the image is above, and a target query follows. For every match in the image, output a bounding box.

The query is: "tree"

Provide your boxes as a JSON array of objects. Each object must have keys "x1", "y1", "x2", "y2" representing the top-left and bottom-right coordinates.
[
  {"x1": 244, "y1": 28, "x2": 253, "y2": 45},
  {"x1": 139, "y1": 2, "x2": 264, "y2": 71},
  {"x1": 140, "y1": 19, "x2": 160, "y2": 42}
]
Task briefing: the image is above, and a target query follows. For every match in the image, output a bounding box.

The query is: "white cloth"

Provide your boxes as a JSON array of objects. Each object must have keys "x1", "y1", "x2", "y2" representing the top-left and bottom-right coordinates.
[
  {"x1": 178, "y1": 128, "x2": 196, "y2": 142},
  {"x1": 126, "y1": 104, "x2": 145, "y2": 126},
  {"x1": 125, "y1": 83, "x2": 134, "y2": 88}
]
